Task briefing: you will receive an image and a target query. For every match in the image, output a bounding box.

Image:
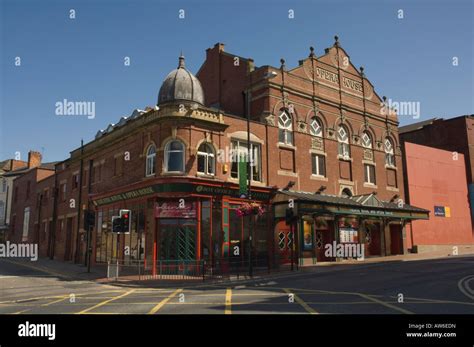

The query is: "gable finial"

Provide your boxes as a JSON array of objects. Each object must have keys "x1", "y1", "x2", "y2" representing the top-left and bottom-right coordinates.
[
  {"x1": 309, "y1": 46, "x2": 315, "y2": 57},
  {"x1": 280, "y1": 58, "x2": 286, "y2": 69},
  {"x1": 334, "y1": 35, "x2": 340, "y2": 47}
]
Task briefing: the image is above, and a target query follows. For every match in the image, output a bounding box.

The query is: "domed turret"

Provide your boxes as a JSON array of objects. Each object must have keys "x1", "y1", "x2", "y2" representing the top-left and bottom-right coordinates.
[{"x1": 157, "y1": 55, "x2": 205, "y2": 106}]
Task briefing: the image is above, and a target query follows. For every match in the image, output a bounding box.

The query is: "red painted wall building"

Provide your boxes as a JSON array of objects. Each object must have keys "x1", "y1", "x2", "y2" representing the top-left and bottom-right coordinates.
[{"x1": 403, "y1": 142, "x2": 473, "y2": 252}]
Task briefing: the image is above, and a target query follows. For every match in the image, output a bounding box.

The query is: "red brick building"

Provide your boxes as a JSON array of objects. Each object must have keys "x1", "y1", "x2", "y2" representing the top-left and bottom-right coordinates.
[
  {"x1": 7, "y1": 39, "x2": 429, "y2": 273},
  {"x1": 403, "y1": 142, "x2": 473, "y2": 253},
  {"x1": 5, "y1": 152, "x2": 55, "y2": 247},
  {"x1": 0, "y1": 158, "x2": 28, "y2": 241}
]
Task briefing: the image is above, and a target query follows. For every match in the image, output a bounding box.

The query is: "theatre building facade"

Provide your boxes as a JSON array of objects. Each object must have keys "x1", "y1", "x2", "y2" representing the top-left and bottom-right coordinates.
[{"x1": 10, "y1": 38, "x2": 428, "y2": 273}]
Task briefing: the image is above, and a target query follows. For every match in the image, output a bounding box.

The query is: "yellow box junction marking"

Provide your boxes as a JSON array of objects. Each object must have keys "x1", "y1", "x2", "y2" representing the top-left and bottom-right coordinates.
[
  {"x1": 225, "y1": 288, "x2": 232, "y2": 314},
  {"x1": 148, "y1": 289, "x2": 183, "y2": 314},
  {"x1": 283, "y1": 288, "x2": 318, "y2": 314}
]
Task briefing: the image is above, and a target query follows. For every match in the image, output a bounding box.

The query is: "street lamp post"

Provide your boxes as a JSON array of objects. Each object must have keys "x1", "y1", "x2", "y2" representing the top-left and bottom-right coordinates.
[{"x1": 246, "y1": 71, "x2": 252, "y2": 277}]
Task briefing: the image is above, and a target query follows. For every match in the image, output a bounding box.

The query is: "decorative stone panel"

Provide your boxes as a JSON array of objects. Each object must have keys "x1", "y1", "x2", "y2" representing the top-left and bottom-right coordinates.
[
  {"x1": 297, "y1": 120, "x2": 307, "y2": 133},
  {"x1": 265, "y1": 114, "x2": 275, "y2": 126},
  {"x1": 327, "y1": 128, "x2": 336, "y2": 139},
  {"x1": 363, "y1": 149, "x2": 374, "y2": 161},
  {"x1": 311, "y1": 137, "x2": 324, "y2": 151}
]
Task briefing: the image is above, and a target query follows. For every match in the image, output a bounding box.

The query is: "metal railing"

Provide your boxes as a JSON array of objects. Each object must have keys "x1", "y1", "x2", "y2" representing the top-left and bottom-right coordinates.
[{"x1": 105, "y1": 254, "x2": 294, "y2": 281}]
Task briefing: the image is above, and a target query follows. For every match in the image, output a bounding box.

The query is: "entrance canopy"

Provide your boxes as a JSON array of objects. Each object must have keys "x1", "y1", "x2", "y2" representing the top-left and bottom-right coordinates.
[{"x1": 273, "y1": 190, "x2": 430, "y2": 220}]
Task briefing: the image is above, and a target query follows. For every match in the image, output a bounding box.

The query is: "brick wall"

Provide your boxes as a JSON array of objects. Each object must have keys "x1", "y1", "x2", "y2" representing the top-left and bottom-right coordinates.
[{"x1": 8, "y1": 168, "x2": 54, "y2": 244}]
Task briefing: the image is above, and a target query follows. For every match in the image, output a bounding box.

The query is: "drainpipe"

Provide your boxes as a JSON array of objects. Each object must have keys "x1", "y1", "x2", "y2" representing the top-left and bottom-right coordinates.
[
  {"x1": 75, "y1": 140, "x2": 84, "y2": 263},
  {"x1": 265, "y1": 122, "x2": 270, "y2": 186},
  {"x1": 37, "y1": 193, "x2": 42, "y2": 248},
  {"x1": 49, "y1": 166, "x2": 59, "y2": 260}
]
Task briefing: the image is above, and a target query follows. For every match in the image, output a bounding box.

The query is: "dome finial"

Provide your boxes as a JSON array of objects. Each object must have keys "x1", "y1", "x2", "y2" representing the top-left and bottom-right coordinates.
[
  {"x1": 178, "y1": 53, "x2": 185, "y2": 68},
  {"x1": 158, "y1": 54, "x2": 204, "y2": 106}
]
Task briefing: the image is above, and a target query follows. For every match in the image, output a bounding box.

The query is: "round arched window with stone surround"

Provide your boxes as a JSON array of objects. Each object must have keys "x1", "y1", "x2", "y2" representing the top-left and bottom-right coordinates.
[
  {"x1": 361, "y1": 131, "x2": 372, "y2": 149},
  {"x1": 145, "y1": 145, "x2": 156, "y2": 177},
  {"x1": 384, "y1": 137, "x2": 396, "y2": 167},
  {"x1": 278, "y1": 110, "x2": 293, "y2": 145},
  {"x1": 164, "y1": 140, "x2": 185, "y2": 173},
  {"x1": 341, "y1": 188, "x2": 353, "y2": 197},
  {"x1": 310, "y1": 117, "x2": 323, "y2": 137},
  {"x1": 197, "y1": 143, "x2": 215, "y2": 176},
  {"x1": 337, "y1": 125, "x2": 350, "y2": 158}
]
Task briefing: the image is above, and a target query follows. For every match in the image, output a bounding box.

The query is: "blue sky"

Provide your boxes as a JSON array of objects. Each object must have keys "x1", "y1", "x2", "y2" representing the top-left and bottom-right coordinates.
[{"x1": 1, "y1": 0, "x2": 472, "y2": 162}]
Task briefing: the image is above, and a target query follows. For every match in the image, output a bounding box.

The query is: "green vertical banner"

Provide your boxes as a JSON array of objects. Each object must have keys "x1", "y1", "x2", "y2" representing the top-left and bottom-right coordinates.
[
  {"x1": 238, "y1": 159, "x2": 247, "y2": 197},
  {"x1": 223, "y1": 201, "x2": 230, "y2": 258}
]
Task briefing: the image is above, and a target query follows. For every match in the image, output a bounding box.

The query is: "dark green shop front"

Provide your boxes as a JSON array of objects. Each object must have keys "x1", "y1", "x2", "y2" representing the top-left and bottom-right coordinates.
[
  {"x1": 92, "y1": 180, "x2": 274, "y2": 275},
  {"x1": 273, "y1": 191, "x2": 430, "y2": 265}
]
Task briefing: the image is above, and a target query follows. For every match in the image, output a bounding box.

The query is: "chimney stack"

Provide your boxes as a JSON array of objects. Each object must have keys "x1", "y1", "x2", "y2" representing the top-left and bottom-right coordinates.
[
  {"x1": 27, "y1": 151, "x2": 42, "y2": 169},
  {"x1": 214, "y1": 42, "x2": 225, "y2": 52}
]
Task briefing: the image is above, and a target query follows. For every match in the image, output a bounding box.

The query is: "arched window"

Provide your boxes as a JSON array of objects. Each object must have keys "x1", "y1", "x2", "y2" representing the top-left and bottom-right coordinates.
[
  {"x1": 310, "y1": 117, "x2": 323, "y2": 137},
  {"x1": 361, "y1": 131, "x2": 372, "y2": 149},
  {"x1": 341, "y1": 188, "x2": 353, "y2": 198},
  {"x1": 337, "y1": 125, "x2": 350, "y2": 158},
  {"x1": 165, "y1": 140, "x2": 185, "y2": 173},
  {"x1": 278, "y1": 110, "x2": 293, "y2": 145},
  {"x1": 197, "y1": 143, "x2": 215, "y2": 176},
  {"x1": 385, "y1": 137, "x2": 395, "y2": 167},
  {"x1": 145, "y1": 145, "x2": 156, "y2": 177}
]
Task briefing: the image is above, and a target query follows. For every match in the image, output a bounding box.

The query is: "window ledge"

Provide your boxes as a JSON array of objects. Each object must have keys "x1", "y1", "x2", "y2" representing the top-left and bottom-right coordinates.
[
  {"x1": 160, "y1": 171, "x2": 185, "y2": 176},
  {"x1": 310, "y1": 175, "x2": 328, "y2": 182},
  {"x1": 227, "y1": 176, "x2": 265, "y2": 186},
  {"x1": 385, "y1": 165, "x2": 397, "y2": 170},
  {"x1": 362, "y1": 160, "x2": 376, "y2": 165},
  {"x1": 337, "y1": 155, "x2": 352, "y2": 162},
  {"x1": 196, "y1": 173, "x2": 216, "y2": 179},
  {"x1": 363, "y1": 183, "x2": 377, "y2": 188},
  {"x1": 277, "y1": 143, "x2": 296, "y2": 150},
  {"x1": 277, "y1": 170, "x2": 298, "y2": 177},
  {"x1": 309, "y1": 149, "x2": 326, "y2": 156},
  {"x1": 386, "y1": 186, "x2": 399, "y2": 192}
]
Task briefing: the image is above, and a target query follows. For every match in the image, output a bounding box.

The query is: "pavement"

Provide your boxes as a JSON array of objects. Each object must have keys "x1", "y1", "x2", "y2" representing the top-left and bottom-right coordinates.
[{"x1": 1, "y1": 253, "x2": 473, "y2": 314}]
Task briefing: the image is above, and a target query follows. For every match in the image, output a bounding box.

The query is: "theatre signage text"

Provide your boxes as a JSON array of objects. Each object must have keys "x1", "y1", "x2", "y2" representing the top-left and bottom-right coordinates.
[
  {"x1": 315, "y1": 67, "x2": 363, "y2": 93},
  {"x1": 94, "y1": 183, "x2": 270, "y2": 206}
]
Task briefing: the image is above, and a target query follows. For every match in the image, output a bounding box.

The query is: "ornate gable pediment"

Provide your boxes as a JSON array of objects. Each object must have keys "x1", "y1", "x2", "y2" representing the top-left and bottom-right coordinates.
[{"x1": 352, "y1": 194, "x2": 384, "y2": 208}]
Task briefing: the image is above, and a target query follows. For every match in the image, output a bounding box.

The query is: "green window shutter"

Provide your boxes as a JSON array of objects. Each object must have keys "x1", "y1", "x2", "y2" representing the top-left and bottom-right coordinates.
[{"x1": 238, "y1": 160, "x2": 247, "y2": 196}]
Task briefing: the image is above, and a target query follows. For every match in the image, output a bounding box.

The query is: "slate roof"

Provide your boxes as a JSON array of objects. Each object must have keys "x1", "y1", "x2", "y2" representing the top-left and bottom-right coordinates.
[
  {"x1": 399, "y1": 118, "x2": 438, "y2": 134},
  {"x1": 276, "y1": 190, "x2": 429, "y2": 213},
  {"x1": 2, "y1": 162, "x2": 58, "y2": 176}
]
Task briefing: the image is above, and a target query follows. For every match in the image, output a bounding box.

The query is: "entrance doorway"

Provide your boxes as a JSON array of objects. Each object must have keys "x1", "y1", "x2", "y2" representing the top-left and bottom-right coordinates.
[
  {"x1": 275, "y1": 220, "x2": 293, "y2": 264},
  {"x1": 64, "y1": 217, "x2": 74, "y2": 261},
  {"x1": 364, "y1": 222, "x2": 382, "y2": 256},
  {"x1": 158, "y1": 219, "x2": 197, "y2": 261},
  {"x1": 390, "y1": 224, "x2": 403, "y2": 255},
  {"x1": 315, "y1": 221, "x2": 335, "y2": 262}
]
